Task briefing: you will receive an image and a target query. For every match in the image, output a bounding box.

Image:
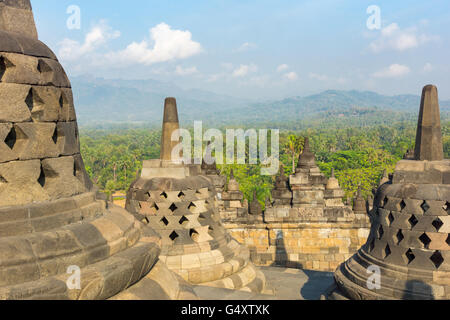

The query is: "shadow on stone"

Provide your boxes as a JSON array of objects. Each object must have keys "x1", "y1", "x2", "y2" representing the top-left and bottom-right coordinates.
[
  {"x1": 401, "y1": 280, "x2": 435, "y2": 300},
  {"x1": 270, "y1": 230, "x2": 304, "y2": 269},
  {"x1": 300, "y1": 269, "x2": 334, "y2": 300}
]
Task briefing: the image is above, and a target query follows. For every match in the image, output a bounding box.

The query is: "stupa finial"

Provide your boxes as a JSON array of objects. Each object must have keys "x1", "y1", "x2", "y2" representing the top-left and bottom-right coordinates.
[{"x1": 414, "y1": 85, "x2": 444, "y2": 161}]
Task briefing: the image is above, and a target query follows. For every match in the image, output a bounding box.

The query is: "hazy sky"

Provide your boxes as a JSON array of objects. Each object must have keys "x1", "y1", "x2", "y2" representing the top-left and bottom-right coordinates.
[{"x1": 32, "y1": 0, "x2": 450, "y2": 100}]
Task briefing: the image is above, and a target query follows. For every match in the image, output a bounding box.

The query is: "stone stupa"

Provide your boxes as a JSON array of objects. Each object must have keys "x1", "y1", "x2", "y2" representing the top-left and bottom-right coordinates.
[
  {"x1": 125, "y1": 98, "x2": 266, "y2": 293},
  {"x1": 327, "y1": 85, "x2": 450, "y2": 300},
  {"x1": 0, "y1": 0, "x2": 194, "y2": 300}
]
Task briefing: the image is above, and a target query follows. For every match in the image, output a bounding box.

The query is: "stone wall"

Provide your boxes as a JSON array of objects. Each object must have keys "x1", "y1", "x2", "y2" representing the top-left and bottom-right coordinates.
[{"x1": 225, "y1": 219, "x2": 370, "y2": 272}]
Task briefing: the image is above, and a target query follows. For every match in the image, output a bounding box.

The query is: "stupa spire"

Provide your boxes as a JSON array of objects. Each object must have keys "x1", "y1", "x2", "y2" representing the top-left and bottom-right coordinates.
[
  {"x1": 0, "y1": 0, "x2": 38, "y2": 39},
  {"x1": 160, "y1": 97, "x2": 181, "y2": 161},
  {"x1": 297, "y1": 137, "x2": 316, "y2": 169},
  {"x1": 414, "y1": 84, "x2": 444, "y2": 161}
]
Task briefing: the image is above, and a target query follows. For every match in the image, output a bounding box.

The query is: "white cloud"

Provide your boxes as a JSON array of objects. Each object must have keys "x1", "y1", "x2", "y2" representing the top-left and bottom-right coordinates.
[
  {"x1": 234, "y1": 42, "x2": 256, "y2": 52},
  {"x1": 108, "y1": 23, "x2": 202, "y2": 65},
  {"x1": 59, "y1": 21, "x2": 202, "y2": 68},
  {"x1": 372, "y1": 64, "x2": 411, "y2": 78},
  {"x1": 369, "y1": 23, "x2": 439, "y2": 53},
  {"x1": 309, "y1": 73, "x2": 328, "y2": 81},
  {"x1": 423, "y1": 62, "x2": 433, "y2": 72},
  {"x1": 232, "y1": 64, "x2": 258, "y2": 77},
  {"x1": 175, "y1": 65, "x2": 198, "y2": 75},
  {"x1": 276, "y1": 64, "x2": 289, "y2": 72},
  {"x1": 59, "y1": 20, "x2": 120, "y2": 61},
  {"x1": 284, "y1": 72, "x2": 298, "y2": 81}
]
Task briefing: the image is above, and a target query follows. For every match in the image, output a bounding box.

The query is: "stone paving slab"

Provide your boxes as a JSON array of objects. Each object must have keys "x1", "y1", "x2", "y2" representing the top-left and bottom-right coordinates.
[{"x1": 193, "y1": 266, "x2": 334, "y2": 300}]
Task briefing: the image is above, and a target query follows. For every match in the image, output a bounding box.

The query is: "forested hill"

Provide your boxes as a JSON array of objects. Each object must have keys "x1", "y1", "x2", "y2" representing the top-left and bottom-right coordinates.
[{"x1": 72, "y1": 76, "x2": 450, "y2": 128}]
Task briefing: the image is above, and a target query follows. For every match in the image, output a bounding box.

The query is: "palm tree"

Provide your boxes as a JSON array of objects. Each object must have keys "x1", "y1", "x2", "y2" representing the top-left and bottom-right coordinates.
[{"x1": 284, "y1": 135, "x2": 303, "y2": 173}]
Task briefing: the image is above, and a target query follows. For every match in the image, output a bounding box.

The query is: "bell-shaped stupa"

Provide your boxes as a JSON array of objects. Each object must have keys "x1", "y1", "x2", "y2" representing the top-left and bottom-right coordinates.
[
  {"x1": 125, "y1": 98, "x2": 266, "y2": 293},
  {"x1": 0, "y1": 1, "x2": 194, "y2": 300},
  {"x1": 327, "y1": 85, "x2": 450, "y2": 300}
]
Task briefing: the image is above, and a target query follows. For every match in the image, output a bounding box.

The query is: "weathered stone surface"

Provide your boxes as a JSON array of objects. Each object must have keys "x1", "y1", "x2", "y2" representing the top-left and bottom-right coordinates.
[
  {"x1": 0, "y1": 122, "x2": 16, "y2": 162},
  {"x1": 41, "y1": 156, "x2": 85, "y2": 199},
  {"x1": 160, "y1": 97, "x2": 180, "y2": 162},
  {"x1": 56, "y1": 121, "x2": 79, "y2": 155},
  {"x1": 14, "y1": 122, "x2": 59, "y2": 159},
  {"x1": 329, "y1": 85, "x2": 450, "y2": 300},
  {"x1": 0, "y1": 83, "x2": 31, "y2": 122},
  {"x1": 0, "y1": 1, "x2": 38, "y2": 39},
  {"x1": 0, "y1": 159, "x2": 49, "y2": 206},
  {"x1": 415, "y1": 85, "x2": 444, "y2": 161},
  {"x1": 0, "y1": 4, "x2": 187, "y2": 301}
]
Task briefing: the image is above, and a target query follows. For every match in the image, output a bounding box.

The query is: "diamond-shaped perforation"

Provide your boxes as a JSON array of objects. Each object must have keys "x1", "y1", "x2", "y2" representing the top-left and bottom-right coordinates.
[
  {"x1": 432, "y1": 218, "x2": 443, "y2": 232},
  {"x1": 443, "y1": 202, "x2": 450, "y2": 214},
  {"x1": 447, "y1": 234, "x2": 450, "y2": 246},
  {"x1": 408, "y1": 215, "x2": 418, "y2": 229},
  {"x1": 383, "y1": 244, "x2": 391, "y2": 259},
  {"x1": 388, "y1": 213, "x2": 395, "y2": 225},
  {"x1": 198, "y1": 213, "x2": 206, "y2": 221},
  {"x1": 405, "y1": 249, "x2": 415, "y2": 264},
  {"x1": 25, "y1": 88, "x2": 34, "y2": 113},
  {"x1": 4, "y1": 126, "x2": 16, "y2": 150},
  {"x1": 378, "y1": 225, "x2": 384, "y2": 240},
  {"x1": 179, "y1": 216, "x2": 189, "y2": 225},
  {"x1": 169, "y1": 231, "x2": 179, "y2": 242},
  {"x1": 421, "y1": 201, "x2": 430, "y2": 213},
  {"x1": 396, "y1": 230, "x2": 404, "y2": 245},
  {"x1": 37, "y1": 59, "x2": 52, "y2": 74},
  {"x1": 160, "y1": 191, "x2": 168, "y2": 199},
  {"x1": 37, "y1": 165, "x2": 45, "y2": 187},
  {"x1": 151, "y1": 202, "x2": 159, "y2": 211},
  {"x1": 169, "y1": 203, "x2": 177, "y2": 212},
  {"x1": 59, "y1": 92, "x2": 68, "y2": 110},
  {"x1": 178, "y1": 191, "x2": 185, "y2": 199},
  {"x1": 430, "y1": 251, "x2": 444, "y2": 269},
  {"x1": 0, "y1": 55, "x2": 14, "y2": 80},
  {"x1": 189, "y1": 229, "x2": 199, "y2": 242},
  {"x1": 419, "y1": 233, "x2": 431, "y2": 248},
  {"x1": 188, "y1": 202, "x2": 197, "y2": 212},
  {"x1": 51, "y1": 127, "x2": 58, "y2": 144},
  {"x1": 0, "y1": 56, "x2": 6, "y2": 80},
  {"x1": 160, "y1": 217, "x2": 169, "y2": 226},
  {"x1": 399, "y1": 200, "x2": 406, "y2": 211}
]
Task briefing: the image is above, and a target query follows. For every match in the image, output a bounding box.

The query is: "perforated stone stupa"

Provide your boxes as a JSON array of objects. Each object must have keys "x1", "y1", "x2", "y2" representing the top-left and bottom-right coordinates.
[
  {"x1": 125, "y1": 98, "x2": 266, "y2": 293},
  {"x1": 0, "y1": 1, "x2": 194, "y2": 300},
  {"x1": 327, "y1": 85, "x2": 450, "y2": 300}
]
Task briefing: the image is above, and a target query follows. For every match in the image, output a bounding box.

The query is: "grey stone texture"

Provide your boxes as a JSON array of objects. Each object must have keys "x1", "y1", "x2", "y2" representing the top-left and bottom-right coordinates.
[
  {"x1": 126, "y1": 98, "x2": 266, "y2": 293},
  {"x1": 329, "y1": 85, "x2": 450, "y2": 300},
  {"x1": 414, "y1": 85, "x2": 444, "y2": 161},
  {"x1": 0, "y1": 4, "x2": 189, "y2": 300}
]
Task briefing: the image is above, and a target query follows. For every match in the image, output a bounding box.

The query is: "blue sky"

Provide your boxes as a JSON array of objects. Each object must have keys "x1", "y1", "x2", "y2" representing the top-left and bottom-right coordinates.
[{"x1": 32, "y1": 0, "x2": 450, "y2": 100}]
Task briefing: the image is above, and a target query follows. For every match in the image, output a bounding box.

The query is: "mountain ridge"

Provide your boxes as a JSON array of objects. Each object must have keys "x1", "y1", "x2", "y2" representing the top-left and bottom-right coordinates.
[{"x1": 71, "y1": 76, "x2": 450, "y2": 127}]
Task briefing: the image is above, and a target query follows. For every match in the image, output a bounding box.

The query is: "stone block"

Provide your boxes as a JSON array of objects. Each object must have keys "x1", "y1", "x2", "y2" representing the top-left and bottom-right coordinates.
[
  {"x1": 0, "y1": 159, "x2": 49, "y2": 206},
  {"x1": 41, "y1": 156, "x2": 85, "y2": 199},
  {"x1": 55, "y1": 121, "x2": 79, "y2": 155},
  {"x1": 0, "y1": 83, "x2": 31, "y2": 122},
  {"x1": 13, "y1": 122, "x2": 59, "y2": 160}
]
